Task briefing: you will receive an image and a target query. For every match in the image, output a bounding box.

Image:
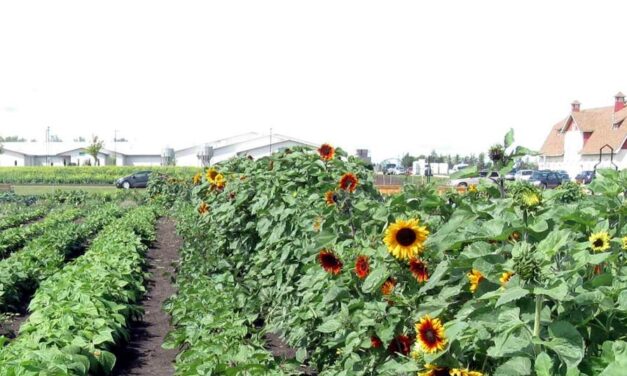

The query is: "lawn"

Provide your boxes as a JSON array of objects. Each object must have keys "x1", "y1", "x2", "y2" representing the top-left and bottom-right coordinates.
[{"x1": 12, "y1": 185, "x2": 119, "y2": 195}]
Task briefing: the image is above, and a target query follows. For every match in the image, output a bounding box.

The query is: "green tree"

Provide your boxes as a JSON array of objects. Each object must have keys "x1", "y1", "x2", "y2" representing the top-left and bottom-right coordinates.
[
  {"x1": 401, "y1": 153, "x2": 416, "y2": 168},
  {"x1": 85, "y1": 136, "x2": 104, "y2": 166},
  {"x1": 478, "y1": 152, "x2": 486, "y2": 170}
]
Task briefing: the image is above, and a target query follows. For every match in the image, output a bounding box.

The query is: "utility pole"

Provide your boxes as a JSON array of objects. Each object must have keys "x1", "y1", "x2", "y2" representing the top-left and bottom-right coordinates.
[
  {"x1": 45, "y1": 126, "x2": 50, "y2": 165},
  {"x1": 114, "y1": 129, "x2": 118, "y2": 166}
]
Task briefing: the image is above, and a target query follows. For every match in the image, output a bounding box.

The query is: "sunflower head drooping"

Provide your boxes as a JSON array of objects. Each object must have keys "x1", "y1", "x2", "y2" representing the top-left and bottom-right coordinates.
[
  {"x1": 409, "y1": 258, "x2": 429, "y2": 283},
  {"x1": 339, "y1": 173, "x2": 358, "y2": 192},
  {"x1": 318, "y1": 143, "x2": 335, "y2": 161},
  {"x1": 488, "y1": 144, "x2": 505, "y2": 163},
  {"x1": 415, "y1": 315, "x2": 447, "y2": 354},
  {"x1": 325, "y1": 190, "x2": 339, "y2": 206},
  {"x1": 354, "y1": 255, "x2": 370, "y2": 279},
  {"x1": 384, "y1": 218, "x2": 429, "y2": 260},
  {"x1": 387, "y1": 335, "x2": 412, "y2": 356},
  {"x1": 589, "y1": 232, "x2": 611, "y2": 252},
  {"x1": 318, "y1": 249, "x2": 343, "y2": 275},
  {"x1": 467, "y1": 269, "x2": 484, "y2": 293}
]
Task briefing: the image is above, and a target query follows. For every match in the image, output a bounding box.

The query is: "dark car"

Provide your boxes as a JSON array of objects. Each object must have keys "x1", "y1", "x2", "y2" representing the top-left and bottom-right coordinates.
[
  {"x1": 557, "y1": 170, "x2": 570, "y2": 183},
  {"x1": 115, "y1": 171, "x2": 152, "y2": 189},
  {"x1": 529, "y1": 171, "x2": 562, "y2": 189},
  {"x1": 575, "y1": 170, "x2": 596, "y2": 184}
]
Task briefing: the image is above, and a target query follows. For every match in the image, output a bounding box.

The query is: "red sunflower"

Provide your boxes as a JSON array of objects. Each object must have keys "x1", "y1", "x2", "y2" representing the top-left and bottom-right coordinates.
[
  {"x1": 318, "y1": 143, "x2": 335, "y2": 161},
  {"x1": 388, "y1": 335, "x2": 412, "y2": 356},
  {"x1": 381, "y1": 277, "x2": 397, "y2": 295},
  {"x1": 339, "y1": 173, "x2": 359, "y2": 192},
  {"x1": 415, "y1": 315, "x2": 447, "y2": 353},
  {"x1": 370, "y1": 336, "x2": 383, "y2": 349},
  {"x1": 354, "y1": 255, "x2": 370, "y2": 279},
  {"x1": 318, "y1": 250, "x2": 343, "y2": 275},
  {"x1": 409, "y1": 258, "x2": 429, "y2": 283},
  {"x1": 325, "y1": 190, "x2": 338, "y2": 206}
]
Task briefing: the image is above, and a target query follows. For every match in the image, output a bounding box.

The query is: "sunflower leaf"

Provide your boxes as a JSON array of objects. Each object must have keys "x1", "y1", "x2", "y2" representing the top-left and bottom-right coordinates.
[{"x1": 496, "y1": 286, "x2": 530, "y2": 307}]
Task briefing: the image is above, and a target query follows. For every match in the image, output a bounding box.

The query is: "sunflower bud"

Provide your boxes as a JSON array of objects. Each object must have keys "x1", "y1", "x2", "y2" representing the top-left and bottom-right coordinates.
[
  {"x1": 488, "y1": 144, "x2": 505, "y2": 163},
  {"x1": 512, "y1": 246, "x2": 541, "y2": 284}
]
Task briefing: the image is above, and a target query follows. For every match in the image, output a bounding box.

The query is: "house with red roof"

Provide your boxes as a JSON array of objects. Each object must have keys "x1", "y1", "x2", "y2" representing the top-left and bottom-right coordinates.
[{"x1": 539, "y1": 92, "x2": 627, "y2": 176}]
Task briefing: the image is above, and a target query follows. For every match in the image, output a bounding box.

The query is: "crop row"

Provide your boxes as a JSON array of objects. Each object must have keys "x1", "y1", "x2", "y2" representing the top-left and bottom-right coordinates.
[
  {"x1": 0, "y1": 207, "x2": 81, "y2": 258},
  {"x1": 163, "y1": 204, "x2": 286, "y2": 375},
  {"x1": 0, "y1": 166, "x2": 198, "y2": 185},
  {"x1": 0, "y1": 203, "x2": 123, "y2": 311},
  {"x1": 0, "y1": 205, "x2": 158, "y2": 375},
  {"x1": 157, "y1": 144, "x2": 627, "y2": 375},
  {"x1": 0, "y1": 205, "x2": 47, "y2": 231}
]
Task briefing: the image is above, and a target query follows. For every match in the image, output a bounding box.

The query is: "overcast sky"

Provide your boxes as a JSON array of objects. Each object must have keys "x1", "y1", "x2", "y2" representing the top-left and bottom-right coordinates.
[{"x1": 2, "y1": 1, "x2": 627, "y2": 162}]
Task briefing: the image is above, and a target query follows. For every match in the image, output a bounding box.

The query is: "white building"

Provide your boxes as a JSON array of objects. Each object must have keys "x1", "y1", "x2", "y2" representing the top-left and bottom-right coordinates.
[
  {"x1": 0, "y1": 132, "x2": 317, "y2": 167},
  {"x1": 539, "y1": 93, "x2": 627, "y2": 177}
]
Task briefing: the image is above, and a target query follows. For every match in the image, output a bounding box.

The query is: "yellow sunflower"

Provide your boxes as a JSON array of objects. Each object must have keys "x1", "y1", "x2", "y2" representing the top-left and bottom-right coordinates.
[
  {"x1": 206, "y1": 168, "x2": 219, "y2": 183},
  {"x1": 415, "y1": 315, "x2": 447, "y2": 354},
  {"x1": 589, "y1": 232, "x2": 610, "y2": 252},
  {"x1": 384, "y1": 218, "x2": 429, "y2": 260},
  {"x1": 621, "y1": 236, "x2": 627, "y2": 251},
  {"x1": 192, "y1": 172, "x2": 202, "y2": 185},
  {"x1": 468, "y1": 184, "x2": 477, "y2": 193},
  {"x1": 467, "y1": 269, "x2": 484, "y2": 293},
  {"x1": 499, "y1": 271, "x2": 514, "y2": 286},
  {"x1": 520, "y1": 190, "x2": 541, "y2": 208},
  {"x1": 213, "y1": 173, "x2": 226, "y2": 189}
]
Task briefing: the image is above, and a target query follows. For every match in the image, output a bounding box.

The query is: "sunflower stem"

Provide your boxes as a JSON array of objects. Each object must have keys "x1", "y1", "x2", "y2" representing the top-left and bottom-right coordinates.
[
  {"x1": 533, "y1": 294, "x2": 543, "y2": 353},
  {"x1": 523, "y1": 209, "x2": 529, "y2": 242}
]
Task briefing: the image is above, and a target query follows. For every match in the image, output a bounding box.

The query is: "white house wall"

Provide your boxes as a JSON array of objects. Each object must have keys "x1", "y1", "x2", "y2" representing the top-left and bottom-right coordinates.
[
  {"x1": 124, "y1": 155, "x2": 162, "y2": 166},
  {"x1": 0, "y1": 150, "x2": 26, "y2": 166}
]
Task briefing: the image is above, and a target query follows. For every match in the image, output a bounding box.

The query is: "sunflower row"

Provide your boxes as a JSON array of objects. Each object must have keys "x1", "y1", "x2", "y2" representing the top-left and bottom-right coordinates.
[{"x1": 0, "y1": 205, "x2": 158, "y2": 375}]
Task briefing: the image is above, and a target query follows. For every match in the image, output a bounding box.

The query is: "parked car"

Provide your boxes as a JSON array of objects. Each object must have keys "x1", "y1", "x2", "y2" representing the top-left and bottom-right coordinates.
[
  {"x1": 514, "y1": 169, "x2": 534, "y2": 181},
  {"x1": 450, "y1": 163, "x2": 470, "y2": 173},
  {"x1": 505, "y1": 169, "x2": 517, "y2": 181},
  {"x1": 450, "y1": 170, "x2": 501, "y2": 187},
  {"x1": 529, "y1": 171, "x2": 562, "y2": 189},
  {"x1": 115, "y1": 171, "x2": 152, "y2": 189},
  {"x1": 557, "y1": 170, "x2": 570, "y2": 183},
  {"x1": 575, "y1": 170, "x2": 596, "y2": 184}
]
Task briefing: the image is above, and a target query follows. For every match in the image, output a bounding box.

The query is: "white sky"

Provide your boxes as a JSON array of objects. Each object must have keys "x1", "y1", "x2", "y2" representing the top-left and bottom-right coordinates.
[{"x1": 1, "y1": 1, "x2": 627, "y2": 162}]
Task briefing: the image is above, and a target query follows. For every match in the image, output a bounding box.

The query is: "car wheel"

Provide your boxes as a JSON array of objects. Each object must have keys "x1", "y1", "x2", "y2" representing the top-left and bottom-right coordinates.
[
  {"x1": 458, "y1": 182, "x2": 468, "y2": 188},
  {"x1": 122, "y1": 181, "x2": 131, "y2": 189}
]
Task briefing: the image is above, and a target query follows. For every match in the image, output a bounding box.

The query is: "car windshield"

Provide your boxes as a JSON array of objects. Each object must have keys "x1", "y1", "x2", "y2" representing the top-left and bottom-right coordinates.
[{"x1": 531, "y1": 171, "x2": 545, "y2": 179}]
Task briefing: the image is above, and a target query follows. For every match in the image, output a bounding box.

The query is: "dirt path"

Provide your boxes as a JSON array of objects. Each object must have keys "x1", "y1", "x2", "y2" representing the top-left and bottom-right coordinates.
[{"x1": 114, "y1": 217, "x2": 181, "y2": 376}]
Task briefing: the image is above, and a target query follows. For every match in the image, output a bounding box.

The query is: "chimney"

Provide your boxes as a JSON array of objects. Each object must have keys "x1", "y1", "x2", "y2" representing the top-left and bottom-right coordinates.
[
  {"x1": 571, "y1": 100, "x2": 581, "y2": 112},
  {"x1": 614, "y1": 91, "x2": 625, "y2": 112}
]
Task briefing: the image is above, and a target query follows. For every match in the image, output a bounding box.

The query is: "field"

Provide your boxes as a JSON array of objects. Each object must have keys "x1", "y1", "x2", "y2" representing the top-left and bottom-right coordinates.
[{"x1": 0, "y1": 145, "x2": 625, "y2": 375}]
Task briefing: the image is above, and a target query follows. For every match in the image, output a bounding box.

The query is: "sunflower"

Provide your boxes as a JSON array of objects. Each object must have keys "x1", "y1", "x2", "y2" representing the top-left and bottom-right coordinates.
[
  {"x1": 354, "y1": 255, "x2": 370, "y2": 279},
  {"x1": 467, "y1": 269, "x2": 484, "y2": 293},
  {"x1": 339, "y1": 173, "x2": 359, "y2": 192},
  {"x1": 415, "y1": 315, "x2": 447, "y2": 354},
  {"x1": 192, "y1": 172, "x2": 202, "y2": 185},
  {"x1": 450, "y1": 369, "x2": 484, "y2": 376},
  {"x1": 318, "y1": 143, "x2": 335, "y2": 161},
  {"x1": 409, "y1": 258, "x2": 429, "y2": 283},
  {"x1": 197, "y1": 201, "x2": 209, "y2": 215},
  {"x1": 213, "y1": 173, "x2": 226, "y2": 189},
  {"x1": 589, "y1": 232, "x2": 610, "y2": 252},
  {"x1": 370, "y1": 336, "x2": 382, "y2": 349},
  {"x1": 499, "y1": 271, "x2": 514, "y2": 286},
  {"x1": 419, "y1": 364, "x2": 450, "y2": 376},
  {"x1": 468, "y1": 184, "x2": 478, "y2": 193},
  {"x1": 381, "y1": 277, "x2": 397, "y2": 295},
  {"x1": 387, "y1": 334, "x2": 412, "y2": 356},
  {"x1": 520, "y1": 190, "x2": 541, "y2": 208},
  {"x1": 206, "y1": 167, "x2": 218, "y2": 183},
  {"x1": 384, "y1": 218, "x2": 429, "y2": 260},
  {"x1": 622, "y1": 236, "x2": 627, "y2": 251},
  {"x1": 325, "y1": 190, "x2": 338, "y2": 206},
  {"x1": 318, "y1": 250, "x2": 343, "y2": 275}
]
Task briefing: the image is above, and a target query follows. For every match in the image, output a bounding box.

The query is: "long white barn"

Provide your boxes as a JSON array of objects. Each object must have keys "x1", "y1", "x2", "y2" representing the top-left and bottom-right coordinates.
[{"x1": 0, "y1": 132, "x2": 317, "y2": 167}]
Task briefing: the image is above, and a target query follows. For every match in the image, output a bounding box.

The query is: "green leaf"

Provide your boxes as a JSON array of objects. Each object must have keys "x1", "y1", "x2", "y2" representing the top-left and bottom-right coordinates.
[
  {"x1": 545, "y1": 321, "x2": 585, "y2": 368},
  {"x1": 535, "y1": 280, "x2": 569, "y2": 301},
  {"x1": 496, "y1": 286, "x2": 530, "y2": 307},
  {"x1": 316, "y1": 319, "x2": 343, "y2": 333},
  {"x1": 98, "y1": 350, "x2": 117, "y2": 373},
  {"x1": 494, "y1": 356, "x2": 532, "y2": 375},
  {"x1": 419, "y1": 261, "x2": 448, "y2": 294},
  {"x1": 535, "y1": 352, "x2": 554, "y2": 376},
  {"x1": 295, "y1": 347, "x2": 307, "y2": 363},
  {"x1": 362, "y1": 268, "x2": 387, "y2": 294},
  {"x1": 504, "y1": 128, "x2": 515, "y2": 149}
]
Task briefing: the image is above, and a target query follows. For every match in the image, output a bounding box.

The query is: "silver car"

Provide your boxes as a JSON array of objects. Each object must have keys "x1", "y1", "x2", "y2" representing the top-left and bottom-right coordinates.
[{"x1": 514, "y1": 170, "x2": 534, "y2": 181}]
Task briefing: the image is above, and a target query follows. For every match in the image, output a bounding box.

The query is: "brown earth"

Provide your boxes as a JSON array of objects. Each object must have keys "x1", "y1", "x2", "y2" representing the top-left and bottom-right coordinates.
[{"x1": 114, "y1": 217, "x2": 181, "y2": 376}]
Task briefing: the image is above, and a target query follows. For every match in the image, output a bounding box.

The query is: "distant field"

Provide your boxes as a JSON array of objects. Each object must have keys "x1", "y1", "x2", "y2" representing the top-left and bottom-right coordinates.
[
  {"x1": 12, "y1": 185, "x2": 119, "y2": 195},
  {"x1": 0, "y1": 166, "x2": 198, "y2": 185}
]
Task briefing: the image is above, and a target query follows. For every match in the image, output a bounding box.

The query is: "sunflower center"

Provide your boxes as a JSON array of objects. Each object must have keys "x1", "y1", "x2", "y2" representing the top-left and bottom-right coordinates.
[
  {"x1": 593, "y1": 239, "x2": 604, "y2": 248},
  {"x1": 396, "y1": 228, "x2": 417, "y2": 246},
  {"x1": 423, "y1": 328, "x2": 436, "y2": 344}
]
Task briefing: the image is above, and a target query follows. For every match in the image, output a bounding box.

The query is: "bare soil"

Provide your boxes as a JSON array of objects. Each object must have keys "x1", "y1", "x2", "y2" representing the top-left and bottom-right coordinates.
[{"x1": 114, "y1": 217, "x2": 181, "y2": 376}]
